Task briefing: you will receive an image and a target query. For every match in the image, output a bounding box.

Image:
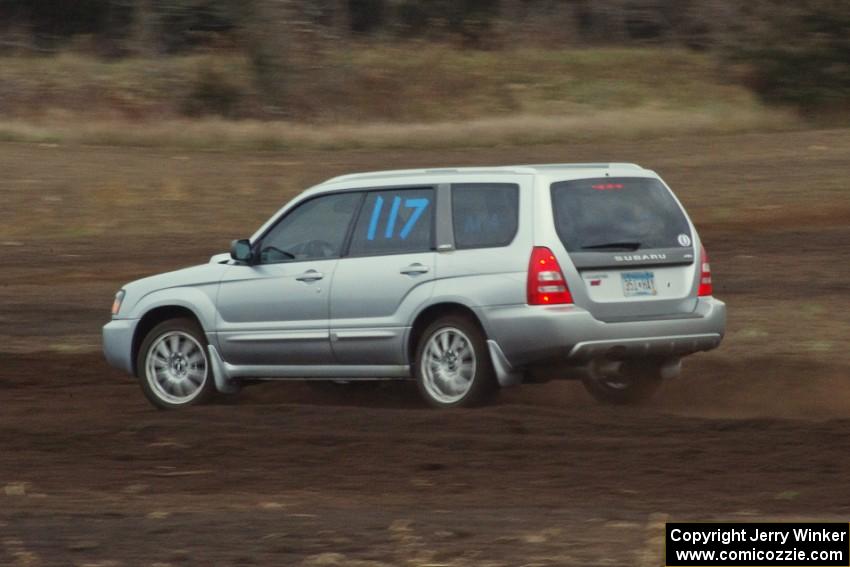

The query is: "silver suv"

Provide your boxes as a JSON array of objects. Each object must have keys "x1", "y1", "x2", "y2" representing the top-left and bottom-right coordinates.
[{"x1": 103, "y1": 163, "x2": 725, "y2": 409}]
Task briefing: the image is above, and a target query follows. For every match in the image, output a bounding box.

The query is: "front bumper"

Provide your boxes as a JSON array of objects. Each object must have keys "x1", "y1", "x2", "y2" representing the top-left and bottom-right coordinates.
[
  {"x1": 102, "y1": 318, "x2": 140, "y2": 375},
  {"x1": 475, "y1": 297, "x2": 726, "y2": 368}
]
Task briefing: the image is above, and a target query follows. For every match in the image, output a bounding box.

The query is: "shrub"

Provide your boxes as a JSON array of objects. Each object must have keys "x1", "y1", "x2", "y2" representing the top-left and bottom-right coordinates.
[
  {"x1": 725, "y1": 0, "x2": 850, "y2": 109},
  {"x1": 181, "y1": 65, "x2": 242, "y2": 117}
]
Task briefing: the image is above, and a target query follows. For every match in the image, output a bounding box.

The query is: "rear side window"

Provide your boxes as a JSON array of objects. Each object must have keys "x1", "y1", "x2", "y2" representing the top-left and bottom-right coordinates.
[
  {"x1": 551, "y1": 177, "x2": 691, "y2": 252},
  {"x1": 451, "y1": 183, "x2": 519, "y2": 249},
  {"x1": 348, "y1": 187, "x2": 434, "y2": 256}
]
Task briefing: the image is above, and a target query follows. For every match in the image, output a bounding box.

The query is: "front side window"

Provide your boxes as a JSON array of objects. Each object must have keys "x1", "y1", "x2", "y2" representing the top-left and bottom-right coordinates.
[
  {"x1": 348, "y1": 188, "x2": 434, "y2": 256},
  {"x1": 259, "y1": 192, "x2": 361, "y2": 264},
  {"x1": 451, "y1": 183, "x2": 519, "y2": 249}
]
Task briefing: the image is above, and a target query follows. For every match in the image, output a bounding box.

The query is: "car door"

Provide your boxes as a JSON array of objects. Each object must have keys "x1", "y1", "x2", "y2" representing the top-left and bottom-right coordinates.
[
  {"x1": 215, "y1": 191, "x2": 362, "y2": 366},
  {"x1": 330, "y1": 187, "x2": 436, "y2": 365}
]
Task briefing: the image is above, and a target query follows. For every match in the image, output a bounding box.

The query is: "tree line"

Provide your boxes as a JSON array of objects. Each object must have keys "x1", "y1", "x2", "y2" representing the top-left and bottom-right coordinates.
[{"x1": 0, "y1": 0, "x2": 847, "y2": 109}]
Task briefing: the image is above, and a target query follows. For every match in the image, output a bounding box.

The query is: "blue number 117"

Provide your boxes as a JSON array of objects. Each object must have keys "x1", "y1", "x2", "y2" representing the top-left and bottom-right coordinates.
[{"x1": 367, "y1": 196, "x2": 429, "y2": 240}]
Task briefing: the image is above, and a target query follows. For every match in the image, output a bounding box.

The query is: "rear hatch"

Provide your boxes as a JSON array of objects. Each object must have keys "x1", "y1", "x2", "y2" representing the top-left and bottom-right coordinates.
[{"x1": 550, "y1": 176, "x2": 698, "y2": 321}]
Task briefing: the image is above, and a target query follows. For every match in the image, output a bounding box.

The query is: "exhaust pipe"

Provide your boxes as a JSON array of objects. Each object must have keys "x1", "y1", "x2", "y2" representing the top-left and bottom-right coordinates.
[{"x1": 660, "y1": 358, "x2": 682, "y2": 380}]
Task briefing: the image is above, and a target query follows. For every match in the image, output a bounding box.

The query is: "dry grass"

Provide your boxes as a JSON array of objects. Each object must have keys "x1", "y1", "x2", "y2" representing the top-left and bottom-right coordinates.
[
  {"x1": 0, "y1": 106, "x2": 798, "y2": 151},
  {"x1": 0, "y1": 52, "x2": 254, "y2": 119},
  {"x1": 0, "y1": 45, "x2": 803, "y2": 150},
  {"x1": 0, "y1": 47, "x2": 757, "y2": 122}
]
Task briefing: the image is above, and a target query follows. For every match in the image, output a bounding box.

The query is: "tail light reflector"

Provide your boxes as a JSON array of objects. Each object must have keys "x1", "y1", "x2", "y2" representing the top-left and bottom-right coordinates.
[
  {"x1": 698, "y1": 244, "x2": 713, "y2": 296},
  {"x1": 527, "y1": 247, "x2": 573, "y2": 305}
]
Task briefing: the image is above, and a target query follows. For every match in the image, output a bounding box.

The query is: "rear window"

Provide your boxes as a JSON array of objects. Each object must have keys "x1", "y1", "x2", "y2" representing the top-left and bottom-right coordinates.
[
  {"x1": 551, "y1": 177, "x2": 691, "y2": 252},
  {"x1": 452, "y1": 183, "x2": 519, "y2": 249}
]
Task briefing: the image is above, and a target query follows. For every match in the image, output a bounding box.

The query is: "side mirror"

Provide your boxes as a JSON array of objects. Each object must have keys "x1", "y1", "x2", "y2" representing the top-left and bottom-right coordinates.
[{"x1": 230, "y1": 239, "x2": 254, "y2": 263}]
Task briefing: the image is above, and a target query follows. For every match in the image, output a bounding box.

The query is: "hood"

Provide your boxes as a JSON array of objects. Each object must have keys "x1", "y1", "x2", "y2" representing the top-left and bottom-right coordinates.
[
  {"x1": 119, "y1": 262, "x2": 230, "y2": 316},
  {"x1": 209, "y1": 252, "x2": 231, "y2": 264}
]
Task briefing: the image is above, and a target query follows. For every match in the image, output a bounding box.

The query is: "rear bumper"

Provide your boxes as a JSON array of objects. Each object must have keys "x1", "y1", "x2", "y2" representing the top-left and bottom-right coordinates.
[
  {"x1": 102, "y1": 318, "x2": 139, "y2": 375},
  {"x1": 567, "y1": 333, "x2": 720, "y2": 360},
  {"x1": 475, "y1": 297, "x2": 726, "y2": 368}
]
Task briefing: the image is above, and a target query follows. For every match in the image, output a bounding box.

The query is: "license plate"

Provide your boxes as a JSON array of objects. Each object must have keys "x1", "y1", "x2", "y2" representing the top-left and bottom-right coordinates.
[{"x1": 621, "y1": 271, "x2": 657, "y2": 297}]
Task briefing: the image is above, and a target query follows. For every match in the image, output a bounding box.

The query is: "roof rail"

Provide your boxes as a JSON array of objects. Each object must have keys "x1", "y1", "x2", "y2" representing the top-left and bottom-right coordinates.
[
  {"x1": 323, "y1": 166, "x2": 536, "y2": 184},
  {"x1": 321, "y1": 162, "x2": 644, "y2": 185},
  {"x1": 517, "y1": 162, "x2": 643, "y2": 170}
]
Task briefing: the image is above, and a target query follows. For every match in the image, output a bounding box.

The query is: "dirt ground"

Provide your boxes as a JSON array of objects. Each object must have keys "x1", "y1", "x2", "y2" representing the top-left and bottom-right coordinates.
[{"x1": 1, "y1": 130, "x2": 849, "y2": 566}]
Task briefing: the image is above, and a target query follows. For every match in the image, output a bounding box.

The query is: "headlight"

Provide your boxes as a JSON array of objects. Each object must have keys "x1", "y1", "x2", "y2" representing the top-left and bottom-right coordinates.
[{"x1": 111, "y1": 290, "x2": 126, "y2": 316}]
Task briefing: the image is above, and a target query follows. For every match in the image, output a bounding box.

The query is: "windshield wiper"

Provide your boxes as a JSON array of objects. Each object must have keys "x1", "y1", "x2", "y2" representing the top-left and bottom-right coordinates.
[{"x1": 581, "y1": 241, "x2": 642, "y2": 251}]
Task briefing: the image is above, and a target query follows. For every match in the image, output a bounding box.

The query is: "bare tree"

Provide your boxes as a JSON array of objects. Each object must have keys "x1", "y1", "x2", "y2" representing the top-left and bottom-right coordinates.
[
  {"x1": 245, "y1": 0, "x2": 293, "y2": 114},
  {"x1": 132, "y1": 0, "x2": 158, "y2": 56}
]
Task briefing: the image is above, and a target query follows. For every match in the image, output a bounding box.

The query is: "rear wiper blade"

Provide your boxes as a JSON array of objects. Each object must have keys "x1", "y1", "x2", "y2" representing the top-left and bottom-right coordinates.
[{"x1": 581, "y1": 241, "x2": 642, "y2": 251}]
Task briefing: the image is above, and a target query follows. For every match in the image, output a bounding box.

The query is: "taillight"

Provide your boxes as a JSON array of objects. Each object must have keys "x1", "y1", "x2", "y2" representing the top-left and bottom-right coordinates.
[
  {"x1": 698, "y1": 244, "x2": 713, "y2": 296},
  {"x1": 527, "y1": 247, "x2": 573, "y2": 305}
]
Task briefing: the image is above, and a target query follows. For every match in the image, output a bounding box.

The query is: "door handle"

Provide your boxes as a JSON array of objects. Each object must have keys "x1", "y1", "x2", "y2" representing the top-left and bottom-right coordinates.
[
  {"x1": 295, "y1": 270, "x2": 324, "y2": 282},
  {"x1": 400, "y1": 263, "x2": 430, "y2": 275}
]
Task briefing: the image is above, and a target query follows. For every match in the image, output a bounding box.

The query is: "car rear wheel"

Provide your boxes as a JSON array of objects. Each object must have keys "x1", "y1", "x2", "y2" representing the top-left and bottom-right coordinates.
[
  {"x1": 581, "y1": 359, "x2": 662, "y2": 405},
  {"x1": 414, "y1": 316, "x2": 497, "y2": 408},
  {"x1": 136, "y1": 318, "x2": 216, "y2": 410}
]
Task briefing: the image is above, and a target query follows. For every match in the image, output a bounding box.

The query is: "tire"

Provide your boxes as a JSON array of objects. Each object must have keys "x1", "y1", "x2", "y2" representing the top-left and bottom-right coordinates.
[
  {"x1": 135, "y1": 317, "x2": 216, "y2": 410},
  {"x1": 581, "y1": 359, "x2": 662, "y2": 405},
  {"x1": 414, "y1": 315, "x2": 497, "y2": 408}
]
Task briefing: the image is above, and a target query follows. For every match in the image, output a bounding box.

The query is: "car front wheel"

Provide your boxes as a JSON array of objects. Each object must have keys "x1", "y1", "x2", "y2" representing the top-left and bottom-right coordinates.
[{"x1": 136, "y1": 318, "x2": 216, "y2": 410}]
